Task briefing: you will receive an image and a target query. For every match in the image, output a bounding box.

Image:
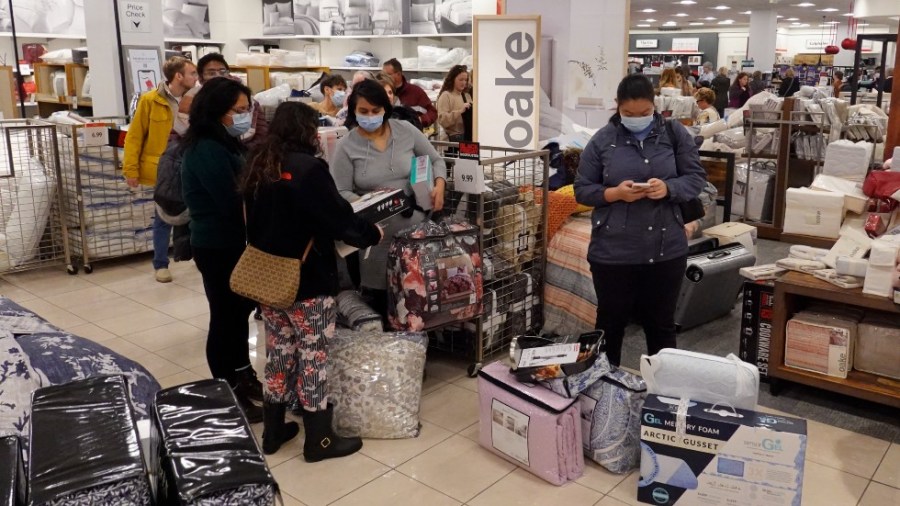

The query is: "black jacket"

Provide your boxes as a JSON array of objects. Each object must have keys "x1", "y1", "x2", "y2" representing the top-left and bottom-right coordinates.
[
  {"x1": 711, "y1": 75, "x2": 731, "y2": 112},
  {"x1": 778, "y1": 77, "x2": 800, "y2": 97},
  {"x1": 246, "y1": 152, "x2": 381, "y2": 302}
]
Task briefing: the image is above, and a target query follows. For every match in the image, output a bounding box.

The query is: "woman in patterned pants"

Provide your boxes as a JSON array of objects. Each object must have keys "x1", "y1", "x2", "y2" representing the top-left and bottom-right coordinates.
[{"x1": 241, "y1": 102, "x2": 382, "y2": 459}]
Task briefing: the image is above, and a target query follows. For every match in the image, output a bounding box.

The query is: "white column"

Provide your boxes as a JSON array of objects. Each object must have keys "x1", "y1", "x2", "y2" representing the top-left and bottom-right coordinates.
[
  {"x1": 84, "y1": 0, "x2": 164, "y2": 117},
  {"x1": 748, "y1": 10, "x2": 778, "y2": 72}
]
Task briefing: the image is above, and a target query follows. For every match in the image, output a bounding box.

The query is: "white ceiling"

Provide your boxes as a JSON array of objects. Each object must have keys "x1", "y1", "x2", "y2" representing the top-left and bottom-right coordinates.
[{"x1": 629, "y1": 0, "x2": 898, "y2": 31}]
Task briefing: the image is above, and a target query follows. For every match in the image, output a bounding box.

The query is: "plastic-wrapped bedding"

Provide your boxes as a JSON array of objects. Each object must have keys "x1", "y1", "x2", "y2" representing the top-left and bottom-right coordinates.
[
  {"x1": 2, "y1": 158, "x2": 55, "y2": 268},
  {"x1": 335, "y1": 290, "x2": 383, "y2": 332},
  {"x1": 153, "y1": 380, "x2": 279, "y2": 506},
  {"x1": 0, "y1": 330, "x2": 45, "y2": 446},
  {"x1": 28, "y1": 376, "x2": 152, "y2": 506},
  {"x1": 0, "y1": 435, "x2": 26, "y2": 506},
  {"x1": 640, "y1": 349, "x2": 760, "y2": 410},
  {"x1": 542, "y1": 216, "x2": 596, "y2": 336},
  {"x1": 328, "y1": 329, "x2": 427, "y2": 439}
]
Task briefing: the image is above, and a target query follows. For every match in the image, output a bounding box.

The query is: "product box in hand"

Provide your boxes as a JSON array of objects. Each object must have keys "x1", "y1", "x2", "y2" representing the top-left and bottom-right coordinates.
[
  {"x1": 639, "y1": 395, "x2": 807, "y2": 506},
  {"x1": 410, "y1": 155, "x2": 434, "y2": 211},
  {"x1": 740, "y1": 282, "x2": 775, "y2": 380},
  {"x1": 335, "y1": 188, "x2": 410, "y2": 257}
]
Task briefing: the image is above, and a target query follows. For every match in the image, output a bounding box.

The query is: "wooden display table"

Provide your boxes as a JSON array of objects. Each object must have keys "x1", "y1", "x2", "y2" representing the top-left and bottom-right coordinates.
[{"x1": 770, "y1": 272, "x2": 900, "y2": 408}]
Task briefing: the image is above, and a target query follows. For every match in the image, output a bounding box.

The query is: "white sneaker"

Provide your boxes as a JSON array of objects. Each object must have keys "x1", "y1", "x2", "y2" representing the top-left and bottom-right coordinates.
[{"x1": 155, "y1": 268, "x2": 173, "y2": 283}]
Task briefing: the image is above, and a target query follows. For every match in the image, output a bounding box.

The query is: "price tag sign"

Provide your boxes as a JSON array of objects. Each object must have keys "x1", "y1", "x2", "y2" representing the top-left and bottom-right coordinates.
[
  {"x1": 454, "y1": 158, "x2": 485, "y2": 194},
  {"x1": 83, "y1": 124, "x2": 109, "y2": 147}
]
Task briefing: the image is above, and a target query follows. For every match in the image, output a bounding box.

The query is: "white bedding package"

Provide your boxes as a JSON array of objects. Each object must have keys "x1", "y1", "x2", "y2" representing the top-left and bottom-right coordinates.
[
  {"x1": 822, "y1": 140, "x2": 874, "y2": 181},
  {"x1": 1, "y1": 157, "x2": 56, "y2": 269},
  {"x1": 640, "y1": 349, "x2": 760, "y2": 410},
  {"x1": 782, "y1": 187, "x2": 844, "y2": 239},
  {"x1": 863, "y1": 236, "x2": 900, "y2": 298},
  {"x1": 810, "y1": 174, "x2": 868, "y2": 215}
]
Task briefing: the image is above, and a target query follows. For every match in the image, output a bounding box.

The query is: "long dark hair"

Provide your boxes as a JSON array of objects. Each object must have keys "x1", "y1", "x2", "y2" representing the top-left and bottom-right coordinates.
[
  {"x1": 345, "y1": 79, "x2": 393, "y2": 130},
  {"x1": 730, "y1": 72, "x2": 749, "y2": 93},
  {"x1": 240, "y1": 102, "x2": 321, "y2": 197},
  {"x1": 439, "y1": 65, "x2": 468, "y2": 95},
  {"x1": 180, "y1": 77, "x2": 251, "y2": 154}
]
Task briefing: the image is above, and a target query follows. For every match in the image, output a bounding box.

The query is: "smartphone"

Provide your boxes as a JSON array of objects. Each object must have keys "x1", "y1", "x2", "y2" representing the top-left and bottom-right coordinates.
[{"x1": 631, "y1": 182, "x2": 652, "y2": 189}]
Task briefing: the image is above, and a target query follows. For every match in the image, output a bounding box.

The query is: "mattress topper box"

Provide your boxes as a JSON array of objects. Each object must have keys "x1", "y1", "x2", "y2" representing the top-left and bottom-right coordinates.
[
  {"x1": 785, "y1": 311, "x2": 857, "y2": 378},
  {"x1": 639, "y1": 394, "x2": 807, "y2": 506},
  {"x1": 782, "y1": 187, "x2": 844, "y2": 239},
  {"x1": 855, "y1": 315, "x2": 900, "y2": 380},
  {"x1": 702, "y1": 222, "x2": 758, "y2": 257}
]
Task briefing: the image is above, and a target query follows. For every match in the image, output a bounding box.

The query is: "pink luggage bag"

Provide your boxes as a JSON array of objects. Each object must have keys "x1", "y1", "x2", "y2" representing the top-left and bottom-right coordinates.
[{"x1": 477, "y1": 361, "x2": 585, "y2": 485}]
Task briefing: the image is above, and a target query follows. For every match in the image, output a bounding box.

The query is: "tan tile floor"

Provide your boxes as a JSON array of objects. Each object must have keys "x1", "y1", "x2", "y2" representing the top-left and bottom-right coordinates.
[{"x1": 2, "y1": 257, "x2": 898, "y2": 505}]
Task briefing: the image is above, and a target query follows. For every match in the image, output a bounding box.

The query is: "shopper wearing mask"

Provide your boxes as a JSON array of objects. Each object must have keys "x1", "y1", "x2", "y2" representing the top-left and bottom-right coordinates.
[
  {"x1": 728, "y1": 72, "x2": 752, "y2": 108},
  {"x1": 241, "y1": 102, "x2": 383, "y2": 459},
  {"x1": 436, "y1": 65, "x2": 473, "y2": 142},
  {"x1": 382, "y1": 58, "x2": 438, "y2": 128},
  {"x1": 574, "y1": 74, "x2": 706, "y2": 366},
  {"x1": 123, "y1": 56, "x2": 198, "y2": 283},
  {"x1": 311, "y1": 73, "x2": 348, "y2": 117},
  {"x1": 711, "y1": 67, "x2": 731, "y2": 117},
  {"x1": 180, "y1": 78, "x2": 263, "y2": 423},
  {"x1": 331, "y1": 79, "x2": 447, "y2": 318}
]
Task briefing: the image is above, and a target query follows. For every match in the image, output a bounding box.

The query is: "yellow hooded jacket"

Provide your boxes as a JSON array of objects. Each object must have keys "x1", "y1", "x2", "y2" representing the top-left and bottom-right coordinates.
[{"x1": 122, "y1": 83, "x2": 177, "y2": 186}]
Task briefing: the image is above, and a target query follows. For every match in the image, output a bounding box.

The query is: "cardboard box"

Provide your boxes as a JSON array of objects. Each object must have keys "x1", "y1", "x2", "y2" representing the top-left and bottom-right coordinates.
[
  {"x1": 702, "y1": 222, "x2": 758, "y2": 257},
  {"x1": 855, "y1": 315, "x2": 900, "y2": 380},
  {"x1": 739, "y1": 281, "x2": 775, "y2": 380},
  {"x1": 639, "y1": 395, "x2": 807, "y2": 506},
  {"x1": 785, "y1": 312, "x2": 856, "y2": 378},
  {"x1": 335, "y1": 188, "x2": 409, "y2": 257}
]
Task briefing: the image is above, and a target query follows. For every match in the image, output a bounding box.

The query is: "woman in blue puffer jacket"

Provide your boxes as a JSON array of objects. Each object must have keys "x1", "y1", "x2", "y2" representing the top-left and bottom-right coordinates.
[{"x1": 574, "y1": 74, "x2": 707, "y2": 366}]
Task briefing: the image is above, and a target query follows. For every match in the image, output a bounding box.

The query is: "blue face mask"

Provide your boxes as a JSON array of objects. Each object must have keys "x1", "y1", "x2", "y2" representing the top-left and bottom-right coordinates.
[
  {"x1": 225, "y1": 112, "x2": 252, "y2": 137},
  {"x1": 621, "y1": 114, "x2": 655, "y2": 133},
  {"x1": 331, "y1": 90, "x2": 347, "y2": 107},
  {"x1": 357, "y1": 113, "x2": 384, "y2": 133}
]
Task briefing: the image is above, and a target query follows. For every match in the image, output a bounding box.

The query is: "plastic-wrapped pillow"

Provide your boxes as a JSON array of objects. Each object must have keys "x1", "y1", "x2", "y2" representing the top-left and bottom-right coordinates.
[
  {"x1": 434, "y1": 47, "x2": 469, "y2": 68},
  {"x1": 3, "y1": 158, "x2": 54, "y2": 268},
  {"x1": 336, "y1": 290, "x2": 383, "y2": 332},
  {"x1": 328, "y1": 330, "x2": 427, "y2": 439},
  {"x1": 417, "y1": 45, "x2": 450, "y2": 69},
  {"x1": 253, "y1": 83, "x2": 292, "y2": 108},
  {"x1": 640, "y1": 349, "x2": 759, "y2": 410}
]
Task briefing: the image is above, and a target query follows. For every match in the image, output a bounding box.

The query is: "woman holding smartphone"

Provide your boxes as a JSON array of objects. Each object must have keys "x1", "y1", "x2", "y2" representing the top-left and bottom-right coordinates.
[{"x1": 574, "y1": 74, "x2": 706, "y2": 366}]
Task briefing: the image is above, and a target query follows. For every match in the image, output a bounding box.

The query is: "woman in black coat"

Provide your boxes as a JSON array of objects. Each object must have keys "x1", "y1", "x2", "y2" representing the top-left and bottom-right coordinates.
[{"x1": 711, "y1": 67, "x2": 731, "y2": 118}]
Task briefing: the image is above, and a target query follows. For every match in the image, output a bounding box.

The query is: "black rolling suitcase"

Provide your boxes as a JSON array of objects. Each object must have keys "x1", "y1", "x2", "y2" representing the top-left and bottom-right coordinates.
[{"x1": 674, "y1": 243, "x2": 756, "y2": 331}]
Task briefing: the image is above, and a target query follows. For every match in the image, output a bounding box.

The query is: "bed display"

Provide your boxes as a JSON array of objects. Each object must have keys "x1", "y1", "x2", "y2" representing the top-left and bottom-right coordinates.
[{"x1": 542, "y1": 216, "x2": 596, "y2": 336}]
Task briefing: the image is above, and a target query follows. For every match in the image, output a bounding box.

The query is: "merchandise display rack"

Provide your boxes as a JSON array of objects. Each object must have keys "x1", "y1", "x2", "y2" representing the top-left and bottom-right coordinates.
[
  {"x1": 0, "y1": 119, "x2": 72, "y2": 275},
  {"x1": 32, "y1": 62, "x2": 93, "y2": 118},
  {"x1": 433, "y1": 143, "x2": 550, "y2": 377},
  {"x1": 769, "y1": 272, "x2": 900, "y2": 408},
  {"x1": 50, "y1": 117, "x2": 155, "y2": 274},
  {"x1": 740, "y1": 100, "x2": 832, "y2": 248},
  {"x1": 230, "y1": 65, "x2": 332, "y2": 95}
]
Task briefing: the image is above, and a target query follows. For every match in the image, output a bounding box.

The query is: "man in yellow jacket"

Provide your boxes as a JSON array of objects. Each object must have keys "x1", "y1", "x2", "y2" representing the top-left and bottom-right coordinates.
[{"x1": 123, "y1": 56, "x2": 198, "y2": 283}]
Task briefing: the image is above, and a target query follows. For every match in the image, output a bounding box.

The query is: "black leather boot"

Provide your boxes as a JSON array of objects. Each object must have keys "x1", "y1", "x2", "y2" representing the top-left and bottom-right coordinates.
[
  {"x1": 302, "y1": 404, "x2": 362, "y2": 463},
  {"x1": 262, "y1": 403, "x2": 300, "y2": 455},
  {"x1": 234, "y1": 367, "x2": 264, "y2": 403},
  {"x1": 233, "y1": 387, "x2": 263, "y2": 424}
]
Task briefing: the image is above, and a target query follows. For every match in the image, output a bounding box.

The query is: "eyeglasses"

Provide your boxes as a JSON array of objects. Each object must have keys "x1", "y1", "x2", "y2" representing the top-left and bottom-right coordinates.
[
  {"x1": 203, "y1": 68, "x2": 230, "y2": 78},
  {"x1": 230, "y1": 105, "x2": 254, "y2": 115}
]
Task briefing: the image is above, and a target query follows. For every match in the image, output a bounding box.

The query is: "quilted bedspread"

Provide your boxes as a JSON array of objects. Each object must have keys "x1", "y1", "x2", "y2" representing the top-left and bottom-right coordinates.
[{"x1": 542, "y1": 215, "x2": 597, "y2": 336}]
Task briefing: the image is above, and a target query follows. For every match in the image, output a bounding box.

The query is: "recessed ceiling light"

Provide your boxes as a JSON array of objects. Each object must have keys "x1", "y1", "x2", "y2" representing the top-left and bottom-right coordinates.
[
  {"x1": 799, "y1": 23, "x2": 810, "y2": 27},
  {"x1": 819, "y1": 8, "x2": 838, "y2": 12},
  {"x1": 664, "y1": 21, "x2": 677, "y2": 25},
  {"x1": 795, "y1": 2, "x2": 815, "y2": 7},
  {"x1": 857, "y1": 23, "x2": 869, "y2": 26},
  {"x1": 637, "y1": 24, "x2": 651, "y2": 27},
  {"x1": 777, "y1": 15, "x2": 784, "y2": 18},
  {"x1": 704, "y1": 16, "x2": 717, "y2": 20},
  {"x1": 842, "y1": 13, "x2": 853, "y2": 16},
  {"x1": 741, "y1": 11, "x2": 752, "y2": 15},
  {"x1": 644, "y1": 18, "x2": 657, "y2": 22},
  {"x1": 678, "y1": 1, "x2": 697, "y2": 4},
  {"x1": 689, "y1": 22, "x2": 705, "y2": 25},
  {"x1": 641, "y1": 8, "x2": 656, "y2": 13},
  {"x1": 713, "y1": 5, "x2": 730, "y2": 10},
  {"x1": 791, "y1": 22, "x2": 802, "y2": 25},
  {"x1": 718, "y1": 19, "x2": 734, "y2": 24},
  {"x1": 786, "y1": 17, "x2": 799, "y2": 21},
  {"x1": 674, "y1": 13, "x2": 689, "y2": 17},
  {"x1": 825, "y1": 21, "x2": 839, "y2": 24}
]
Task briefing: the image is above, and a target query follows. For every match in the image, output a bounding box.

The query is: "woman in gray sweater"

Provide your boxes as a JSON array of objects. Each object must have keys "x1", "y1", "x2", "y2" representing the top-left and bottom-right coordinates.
[{"x1": 331, "y1": 79, "x2": 447, "y2": 317}]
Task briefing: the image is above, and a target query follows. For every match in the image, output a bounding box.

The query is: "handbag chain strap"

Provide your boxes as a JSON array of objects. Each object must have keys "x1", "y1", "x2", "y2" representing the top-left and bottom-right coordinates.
[{"x1": 243, "y1": 201, "x2": 315, "y2": 264}]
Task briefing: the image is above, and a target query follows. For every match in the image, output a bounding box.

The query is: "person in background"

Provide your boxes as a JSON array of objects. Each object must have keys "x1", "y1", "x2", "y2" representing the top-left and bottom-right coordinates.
[
  {"x1": 778, "y1": 68, "x2": 800, "y2": 98},
  {"x1": 658, "y1": 68, "x2": 679, "y2": 93},
  {"x1": 693, "y1": 88, "x2": 720, "y2": 126},
  {"x1": 352, "y1": 70, "x2": 376, "y2": 88},
  {"x1": 382, "y1": 58, "x2": 437, "y2": 128},
  {"x1": 728, "y1": 72, "x2": 751, "y2": 108},
  {"x1": 241, "y1": 102, "x2": 382, "y2": 459},
  {"x1": 881, "y1": 68, "x2": 893, "y2": 92},
  {"x1": 180, "y1": 78, "x2": 263, "y2": 423},
  {"x1": 179, "y1": 53, "x2": 269, "y2": 149},
  {"x1": 711, "y1": 67, "x2": 731, "y2": 118},
  {"x1": 310, "y1": 73, "x2": 348, "y2": 118},
  {"x1": 574, "y1": 74, "x2": 706, "y2": 366},
  {"x1": 375, "y1": 72, "x2": 401, "y2": 105},
  {"x1": 331, "y1": 80, "x2": 447, "y2": 319},
  {"x1": 436, "y1": 65, "x2": 473, "y2": 142},
  {"x1": 698, "y1": 62, "x2": 716, "y2": 87},
  {"x1": 676, "y1": 66, "x2": 694, "y2": 96},
  {"x1": 833, "y1": 70, "x2": 844, "y2": 97},
  {"x1": 123, "y1": 56, "x2": 198, "y2": 284},
  {"x1": 749, "y1": 71, "x2": 767, "y2": 95}
]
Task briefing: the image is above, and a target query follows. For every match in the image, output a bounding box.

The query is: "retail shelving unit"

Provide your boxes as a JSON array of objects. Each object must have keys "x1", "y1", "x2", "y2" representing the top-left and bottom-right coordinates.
[
  {"x1": 230, "y1": 65, "x2": 332, "y2": 95},
  {"x1": 769, "y1": 272, "x2": 900, "y2": 408},
  {"x1": 32, "y1": 62, "x2": 92, "y2": 118},
  {"x1": 0, "y1": 66, "x2": 16, "y2": 119}
]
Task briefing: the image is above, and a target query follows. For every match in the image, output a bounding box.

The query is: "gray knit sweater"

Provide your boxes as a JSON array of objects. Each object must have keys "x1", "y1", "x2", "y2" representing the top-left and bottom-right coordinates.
[{"x1": 331, "y1": 119, "x2": 448, "y2": 289}]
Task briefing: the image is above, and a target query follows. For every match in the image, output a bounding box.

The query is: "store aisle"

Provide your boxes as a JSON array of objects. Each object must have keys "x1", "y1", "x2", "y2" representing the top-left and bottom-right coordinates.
[{"x1": 1, "y1": 256, "x2": 898, "y2": 506}]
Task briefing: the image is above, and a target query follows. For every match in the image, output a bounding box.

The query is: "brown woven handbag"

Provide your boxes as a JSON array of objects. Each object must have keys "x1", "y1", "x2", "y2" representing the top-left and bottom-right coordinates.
[{"x1": 230, "y1": 240, "x2": 313, "y2": 310}]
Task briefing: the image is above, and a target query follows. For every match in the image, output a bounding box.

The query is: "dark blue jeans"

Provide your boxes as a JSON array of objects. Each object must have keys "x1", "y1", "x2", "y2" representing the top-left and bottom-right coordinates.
[{"x1": 152, "y1": 211, "x2": 172, "y2": 270}]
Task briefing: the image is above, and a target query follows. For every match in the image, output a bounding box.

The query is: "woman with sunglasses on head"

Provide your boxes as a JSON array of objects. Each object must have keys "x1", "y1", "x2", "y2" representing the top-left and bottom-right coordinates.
[
  {"x1": 436, "y1": 65, "x2": 473, "y2": 142},
  {"x1": 180, "y1": 77, "x2": 263, "y2": 422},
  {"x1": 241, "y1": 101, "x2": 382, "y2": 459},
  {"x1": 331, "y1": 79, "x2": 447, "y2": 320}
]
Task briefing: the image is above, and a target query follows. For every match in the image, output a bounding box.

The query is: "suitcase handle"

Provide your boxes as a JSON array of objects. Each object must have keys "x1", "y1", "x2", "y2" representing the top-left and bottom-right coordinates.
[{"x1": 707, "y1": 250, "x2": 732, "y2": 260}]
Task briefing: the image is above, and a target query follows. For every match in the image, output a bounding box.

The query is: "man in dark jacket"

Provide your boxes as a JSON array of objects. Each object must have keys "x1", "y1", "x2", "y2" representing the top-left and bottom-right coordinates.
[{"x1": 383, "y1": 58, "x2": 437, "y2": 128}]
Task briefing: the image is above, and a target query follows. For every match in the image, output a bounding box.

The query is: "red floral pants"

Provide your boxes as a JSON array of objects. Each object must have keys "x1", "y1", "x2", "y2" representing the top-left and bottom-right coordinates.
[{"x1": 260, "y1": 296, "x2": 335, "y2": 411}]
